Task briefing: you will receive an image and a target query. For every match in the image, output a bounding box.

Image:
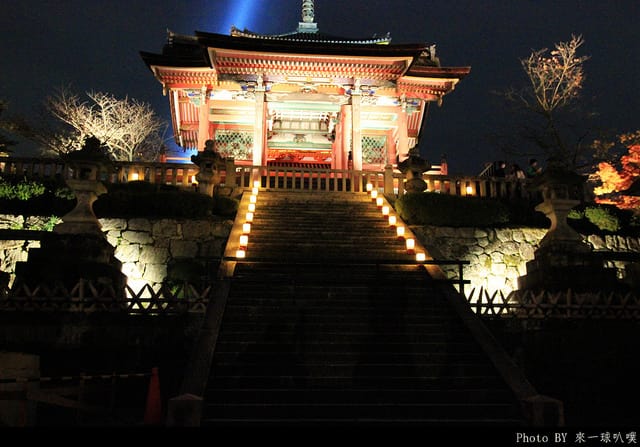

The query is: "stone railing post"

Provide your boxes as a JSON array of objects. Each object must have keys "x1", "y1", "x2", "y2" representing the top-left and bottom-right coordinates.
[
  {"x1": 225, "y1": 157, "x2": 236, "y2": 188},
  {"x1": 383, "y1": 164, "x2": 394, "y2": 196}
]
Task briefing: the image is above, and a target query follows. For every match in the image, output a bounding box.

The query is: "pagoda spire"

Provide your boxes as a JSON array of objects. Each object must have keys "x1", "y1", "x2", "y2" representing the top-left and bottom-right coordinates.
[
  {"x1": 302, "y1": 0, "x2": 314, "y2": 23},
  {"x1": 298, "y1": 0, "x2": 318, "y2": 33}
]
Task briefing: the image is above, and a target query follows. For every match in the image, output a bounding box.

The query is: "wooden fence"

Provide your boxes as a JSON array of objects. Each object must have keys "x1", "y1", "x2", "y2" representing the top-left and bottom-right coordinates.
[
  {"x1": 466, "y1": 287, "x2": 640, "y2": 320},
  {"x1": 0, "y1": 279, "x2": 211, "y2": 315}
]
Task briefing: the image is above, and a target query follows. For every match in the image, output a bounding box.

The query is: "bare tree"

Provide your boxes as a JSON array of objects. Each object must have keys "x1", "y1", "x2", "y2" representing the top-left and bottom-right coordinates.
[
  {"x1": 498, "y1": 35, "x2": 595, "y2": 170},
  {"x1": 38, "y1": 87, "x2": 167, "y2": 161}
]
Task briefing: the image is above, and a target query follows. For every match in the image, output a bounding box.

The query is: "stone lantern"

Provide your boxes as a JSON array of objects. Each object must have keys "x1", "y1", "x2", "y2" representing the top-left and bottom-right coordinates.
[
  {"x1": 517, "y1": 158, "x2": 618, "y2": 292},
  {"x1": 191, "y1": 139, "x2": 225, "y2": 197},
  {"x1": 13, "y1": 137, "x2": 126, "y2": 294},
  {"x1": 55, "y1": 136, "x2": 112, "y2": 235},
  {"x1": 397, "y1": 152, "x2": 429, "y2": 193}
]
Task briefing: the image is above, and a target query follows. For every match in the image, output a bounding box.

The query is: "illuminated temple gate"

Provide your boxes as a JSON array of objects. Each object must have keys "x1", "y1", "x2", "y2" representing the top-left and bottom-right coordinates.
[{"x1": 140, "y1": 0, "x2": 469, "y2": 172}]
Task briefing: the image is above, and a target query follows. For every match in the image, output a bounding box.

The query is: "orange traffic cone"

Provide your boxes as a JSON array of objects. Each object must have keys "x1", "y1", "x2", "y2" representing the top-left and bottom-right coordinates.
[{"x1": 143, "y1": 367, "x2": 163, "y2": 425}]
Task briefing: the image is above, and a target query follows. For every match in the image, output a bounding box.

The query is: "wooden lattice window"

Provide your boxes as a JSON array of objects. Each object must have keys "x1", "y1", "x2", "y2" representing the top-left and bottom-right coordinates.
[
  {"x1": 362, "y1": 135, "x2": 387, "y2": 164},
  {"x1": 214, "y1": 130, "x2": 253, "y2": 160}
]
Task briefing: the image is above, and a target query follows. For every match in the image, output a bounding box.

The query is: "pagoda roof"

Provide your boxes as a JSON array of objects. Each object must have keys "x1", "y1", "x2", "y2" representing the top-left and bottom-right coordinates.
[{"x1": 229, "y1": 25, "x2": 392, "y2": 45}]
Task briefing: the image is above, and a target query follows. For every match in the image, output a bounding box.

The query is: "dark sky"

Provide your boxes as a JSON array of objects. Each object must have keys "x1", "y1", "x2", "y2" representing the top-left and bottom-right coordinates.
[{"x1": 1, "y1": 0, "x2": 638, "y2": 174}]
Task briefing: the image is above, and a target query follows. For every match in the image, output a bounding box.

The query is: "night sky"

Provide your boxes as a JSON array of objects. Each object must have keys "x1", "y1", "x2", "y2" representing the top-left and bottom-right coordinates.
[{"x1": 1, "y1": 0, "x2": 638, "y2": 174}]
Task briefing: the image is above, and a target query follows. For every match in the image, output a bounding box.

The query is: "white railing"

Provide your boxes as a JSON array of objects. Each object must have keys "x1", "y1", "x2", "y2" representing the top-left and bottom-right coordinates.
[{"x1": 1, "y1": 156, "x2": 537, "y2": 199}]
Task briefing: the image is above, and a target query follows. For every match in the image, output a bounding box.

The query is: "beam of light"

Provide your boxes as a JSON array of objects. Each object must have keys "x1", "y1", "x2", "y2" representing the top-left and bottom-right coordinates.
[{"x1": 222, "y1": 0, "x2": 260, "y2": 32}]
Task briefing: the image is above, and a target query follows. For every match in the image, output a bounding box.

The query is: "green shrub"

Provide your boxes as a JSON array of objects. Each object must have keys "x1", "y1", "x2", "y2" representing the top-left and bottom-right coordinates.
[
  {"x1": 0, "y1": 178, "x2": 46, "y2": 200},
  {"x1": 213, "y1": 196, "x2": 239, "y2": 217},
  {"x1": 395, "y1": 192, "x2": 510, "y2": 227},
  {"x1": 568, "y1": 203, "x2": 630, "y2": 234},
  {"x1": 94, "y1": 189, "x2": 215, "y2": 218},
  {"x1": 584, "y1": 207, "x2": 620, "y2": 232}
]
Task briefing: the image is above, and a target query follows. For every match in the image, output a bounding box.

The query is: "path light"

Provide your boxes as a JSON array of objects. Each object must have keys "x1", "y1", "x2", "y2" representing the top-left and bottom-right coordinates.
[
  {"x1": 388, "y1": 215, "x2": 397, "y2": 227},
  {"x1": 416, "y1": 252, "x2": 426, "y2": 262},
  {"x1": 371, "y1": 190, "x2": 378, "y2": 200},
  {"x1": 252, "y1": 187, "x2": 259, "y2": 195},
  {"x1": 376, "y1": 197, "x2": 383, "y2": 209},
  {"x1": 235, "y1": 249, "x2": 246, "y2": 259},
  {"x1": 250, "y1": 194, "x2": 257, "y2": 204},
  {"x1": 242, "y1": 223, "x2": 251, "y2": 234},
  {"x1": 382, "y1": 206, "x2": 390, "y2": 217},
  {"x1": 253, "y1": 180, "x2": 260, "y2": 188},
  {"x1": 248, "y1": 203, "x2": 256, "y2": 212},
  {"x1": 366, "y1": 183, "x2": 373, "y2": 192},
  {"x1": 239, "y1": 234, "x2": 248, "y2": 248},
  {"x1": 245, "y1": 212, "x2": 254, "y2": 223},
  {"x1": 406, "y1": 238, "x2": 415, "y2": 253},
  {"x1": 396, "y1": 225, "x2": 405, "y2": 239}
]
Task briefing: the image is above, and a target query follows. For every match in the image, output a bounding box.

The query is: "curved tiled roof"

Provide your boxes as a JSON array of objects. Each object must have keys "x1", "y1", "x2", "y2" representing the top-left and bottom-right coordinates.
[{"x1": 230, "y1": 25, "x2": 392, "y2": 45}]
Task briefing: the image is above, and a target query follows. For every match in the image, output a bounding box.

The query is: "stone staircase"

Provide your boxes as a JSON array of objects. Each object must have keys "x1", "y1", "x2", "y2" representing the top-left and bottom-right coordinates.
[{"x1": 201, "y1": 191, "x2": 525, "y2": 426}]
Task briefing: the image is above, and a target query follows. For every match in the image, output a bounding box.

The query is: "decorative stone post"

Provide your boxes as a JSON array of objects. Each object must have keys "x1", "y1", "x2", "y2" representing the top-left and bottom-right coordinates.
[
  {"x1": 55, "y1": 136, "x2": 111, "y2": 235},
  {"x1": 191, "y1": 140, "x2": 225, "y2": 197},
  {"x1": 517, "y1": 158, "x2": 618, "y2": 292},
  {"x1": 12, "y1": 137, "x2": 126, "y2": 294},
  {"x1": 398, "y1": 153, "x2": 429, "y2": 193}
]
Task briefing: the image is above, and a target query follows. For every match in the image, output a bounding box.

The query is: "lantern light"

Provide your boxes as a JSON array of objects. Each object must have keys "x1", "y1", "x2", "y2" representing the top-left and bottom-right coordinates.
[
  {"x1": 376, "y1": 197, "x2": 383, "y2": 208},
  {"x1": 406, "y1": 238, "x2": 415, "y2": 253},
  {"x1": 396, "y1": 225, "x2": 405, "y2": 238},
  {"x1": 253, "y1": 180, "x2": 260, "y2": 188},
  {"x1": 191, "y1": 175, "x2": 197, "y2": 184},
  {"x1": 131, "y1": 172, "x2": 139, "y2": 181},
  {"x1": 366, "y1": 183, "x2": 373, "y2": 192},
  {"x1": 416, "y1": 252, "x2": 426, "y2": 262},
  {"x1": 249, "y1": 195, "x2": 257, "y2": 204},
  {"x1": 235, "y1": 249, "x2": 246, "y2": 259},
  {"x1": 371, "y1": 190, "x2": 378, "y2": 200},
  {"x1": 252, "y1": 187, "x2": 259, "y2": 195},
  {"x1": 239, "y1": 234, "x2": 248, "y2": 248},
  {"x1": 248, "y1": 203, "x2": 256, "y2": 212},
  {"x1": 388, "y1": 215, "x2": 397, "y2": 227},
  {"x1": 382, "y1": 206, "x2": 390, "y2": 217},
  {"x1": 242, "y1": 223, "x2": 251, "y2": 234},
  {"x1": 466, "y1": 185, "x2": 473, "y2": 195},
  {"x1": 245, "y1": 212, "x2": 254, "y2": 223}
]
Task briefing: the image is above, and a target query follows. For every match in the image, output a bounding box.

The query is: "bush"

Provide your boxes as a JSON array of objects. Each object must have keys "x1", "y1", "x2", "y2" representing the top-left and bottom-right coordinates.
[
  {"x1": 94, "y1": 187, "x2": 215, "y2": 218},
  {"x1": 0, "y1": 175, "x2": 75, "y2": 216},
  {"x1": 568, "y1": 203, "x2": 627, "y2": 234},
  {"x1": 213, "y1": 196, "x2": 239, "y2": 217},
  {"x1": 395, "y1": 192, "x2": 510, "y2": 227}
]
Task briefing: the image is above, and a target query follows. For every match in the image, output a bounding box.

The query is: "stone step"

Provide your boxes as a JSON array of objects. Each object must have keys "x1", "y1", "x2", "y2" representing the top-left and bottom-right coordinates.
[
  {"x1": 212, "y1": 351, "x2": 488, "y2": 364},
  {"x1": 204, "y1": 388, "x2": 515, "y2": 404},
  {"x1": 214, "y1": 341, "x2": 483, "y2": 354},
  {"x1": 202, "y1": 402, "x2": 518, "y2": 420}
]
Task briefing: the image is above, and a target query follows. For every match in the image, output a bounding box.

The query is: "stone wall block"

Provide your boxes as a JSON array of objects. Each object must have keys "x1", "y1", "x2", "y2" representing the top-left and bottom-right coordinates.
[
  {"x1": 99, "y1": 218, "x2": 127, "y2": 232},
  {"x1": 139, "y1": 246, "x2": 170, "y2": 264},
  {"x1": 122, "y1": 231, "x2": 153, "y2": 245},
  {"x1": 115, "y1": 244, "x2": 140, "y2": 263},
  {"x1": 142, "y1": 264, "x2": 167, "y2": 284},
  {"x1": 128, "y1": 218, "x2": 151, "y2": 232},
  {"x1": 170, "y1": 240, "x2": 199, "y2": 258}
]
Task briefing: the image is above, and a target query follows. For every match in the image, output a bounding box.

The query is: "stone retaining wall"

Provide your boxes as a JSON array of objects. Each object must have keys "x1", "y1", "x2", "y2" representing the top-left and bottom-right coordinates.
[
  {"x1": 2, "y1": 214, "x2": 638, "y2": 294},
  {"x1": 412, "y1": 226, "x2": 640, "y2": 296},
  {"x1": 1, "y1": 215, "x2": 233, "y2": 288}
]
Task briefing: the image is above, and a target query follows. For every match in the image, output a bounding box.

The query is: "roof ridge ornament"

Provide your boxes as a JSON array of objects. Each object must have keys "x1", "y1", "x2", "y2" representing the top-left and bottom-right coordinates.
[{"x1": 298, "y1": 0, "x2": 318, "y2": 33}]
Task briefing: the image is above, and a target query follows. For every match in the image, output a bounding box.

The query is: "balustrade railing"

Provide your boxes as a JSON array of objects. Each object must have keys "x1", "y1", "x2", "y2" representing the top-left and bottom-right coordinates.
[{"x1": 1, "y1": 156, "x2": 537, "y2": 200}]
